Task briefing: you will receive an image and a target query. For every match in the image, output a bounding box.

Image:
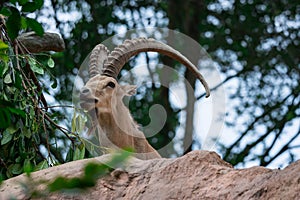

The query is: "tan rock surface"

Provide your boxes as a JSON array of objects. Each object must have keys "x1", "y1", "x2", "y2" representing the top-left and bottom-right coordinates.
[{"x1": 0, "y1": 150, "x2": 299, "y2": 199}]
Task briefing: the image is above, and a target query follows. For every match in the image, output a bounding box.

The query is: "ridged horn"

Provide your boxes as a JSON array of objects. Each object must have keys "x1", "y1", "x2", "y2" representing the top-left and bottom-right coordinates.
[
  {"x1": 89, "y1": 44, "x2": 110, "y2": 78},
  {"x1": 102, "y1": 38, "x2": 210, "y2": 97}
]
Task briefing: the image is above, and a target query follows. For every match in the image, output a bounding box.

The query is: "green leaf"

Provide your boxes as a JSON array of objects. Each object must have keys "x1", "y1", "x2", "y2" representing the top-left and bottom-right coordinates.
[
  {"x1": 22, "y1": 0, "x2": 44, "y2": 13},
  {"x1": 14, "y1": 72, "x2": 22, "y2": 89},
  {"x1": 1, "y1": 130, "x2": 13, "y2": 145},
  {"x1": 48, "y1": 176, "x2": 93, "y2": 192},
  {"x1": 6, "y1": 126, "x2": 18, "y2": 134},
  {"x1": 0, "y1": 41, "x2": 8, "y2": 50},
  {"x1": 108, "y1": 148, "x2": 133, "y2": 168},
  {"x1": 77, "y1": 114, "x2": 87, "y2": 133},
  {"x1": 0, "y1": 53, "x2": 9, "y2": 62},
  {"x1": 48, "y1": 153, "x2": 132, "y2": 192},
  {"x1": 4, "y1": 73, "x2": 12, "y2": 84},
  {"x1": 10, "y1": 164, "x2": 23, "y2": 174},
  {"x1": 23, "y1": 159, "x2": 33, "y2": 176},
  {"x1": 20, "y1": 16, "x2": 27, "y2": 29},
  {"x1": 47, "y1": 57, "x2": 55, "y2": 68},
  {"x1": 9, "y1": 0, "x2": 18, "y2": 5},
  {"x1": 6, "y1": 7, "x2": 21, "y2": 41},
  {"x1": 8, "y1": 107, "x2": 25, "y2": 118},
  {"x1": 0, "y1": 103, "x2": 11, "y2": 129},
  {"x1": 22, "y1": 127, "x2": 31, "y2": 138},
  {"x1": 48, "y1": 177, "x2": 68, "y2": 192},
  {"x1": 0, "y1": 62, "x2": 8, "y2": 77},
  {"x1": 84, "y1": 162, "x2": 108, "y2": 179},
  {"x1": 35, "y1": 0, "x2": 44, "y2": 10},
  {"x1": 28, "y1": 57, "x2": 44, "y2": 75},
  {"x1": 71, "y1": 112, "x2": 77, "y2": 133},
  {"x1": 73, "y1": 147, "x2": 80, "y2": 160},
  {"x1": 15, "y1": 156, "x2": 21, "y2": 163},
  {"x1": 22, "y1": 2, "x2": 40, "y2": 13},
  {"x1": 0, "y1": 7, "x2": 12, "y2": 16},
  {"x1": 26, "y1": 17, "x2": 44, "y2": 36},
  {"x1": 18, "y1": 0, "x2": 29, "y2": 6},
  {"x1": 6, "y1": 170, "x2": 12, "y2": 179},
  {"x1": 80, "y1": 147, "x2": 85, "y2": 159},
  {"x1": 34, "y1": 160, "x2": 48, "y2": 171},
  {"x1": 73, "y1": 147, "x2": 85, "y2": 161},
  {"x1": 0, "y1": 40, "x2": 9, "y2": 61}
]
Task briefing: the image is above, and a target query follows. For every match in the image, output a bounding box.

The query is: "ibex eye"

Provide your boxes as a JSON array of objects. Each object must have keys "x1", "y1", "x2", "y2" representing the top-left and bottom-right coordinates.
[{"x1": 106, "y1": 82, "x2": 115, "y2": 88}]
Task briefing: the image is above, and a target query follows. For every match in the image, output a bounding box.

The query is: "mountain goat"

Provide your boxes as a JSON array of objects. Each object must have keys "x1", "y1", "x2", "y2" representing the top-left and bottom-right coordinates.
[{"x1": 79, "y1": 38, "x2": 210, "y2": 160}]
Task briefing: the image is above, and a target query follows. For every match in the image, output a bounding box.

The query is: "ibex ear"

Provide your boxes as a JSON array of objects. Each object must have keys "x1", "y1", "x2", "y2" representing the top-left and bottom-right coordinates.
[{"x1": 121, "y1": 85, "x2": 137, "y2": 96}]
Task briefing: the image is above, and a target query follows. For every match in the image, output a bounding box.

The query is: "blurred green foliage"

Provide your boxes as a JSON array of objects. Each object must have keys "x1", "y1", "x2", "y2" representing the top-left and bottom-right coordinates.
[{"x1": 6, "y1": 150, "x2": 132, "y2": 198}]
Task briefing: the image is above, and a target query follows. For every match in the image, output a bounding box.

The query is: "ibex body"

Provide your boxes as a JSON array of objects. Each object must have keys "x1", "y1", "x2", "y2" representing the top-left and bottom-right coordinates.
[{"x1": 80, "y1": 38, "x2": 210, "y2": 160}]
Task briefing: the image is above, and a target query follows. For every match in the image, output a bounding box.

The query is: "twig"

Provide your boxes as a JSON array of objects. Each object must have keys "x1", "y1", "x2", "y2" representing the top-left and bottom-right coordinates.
[
  {"x1": 24, "y1": 61, "x2": 48, "y2": 110},
  {"x1": 42, "y1": 111, "x2": 77, "y2": 142},
  {"x1": 41, "y1": 110, "x2": 52, "y2": 162},
  {"x1": 40, "y1": 105, "x2": 75, "y2": 110}
]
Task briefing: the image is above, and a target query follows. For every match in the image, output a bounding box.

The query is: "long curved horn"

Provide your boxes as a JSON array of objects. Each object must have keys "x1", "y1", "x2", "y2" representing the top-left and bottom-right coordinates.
[
  {"x1": 102, "y1": 38, "x2": 210, "y2": 97},
  {"x1": 89, "y1": 44, "x2": 110, "y2": 78}
]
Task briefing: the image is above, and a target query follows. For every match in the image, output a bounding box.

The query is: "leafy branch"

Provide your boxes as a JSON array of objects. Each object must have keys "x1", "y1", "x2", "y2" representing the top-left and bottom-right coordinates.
[{"x1": 0, "y1": 0, "x2": 88, "y2": 181}]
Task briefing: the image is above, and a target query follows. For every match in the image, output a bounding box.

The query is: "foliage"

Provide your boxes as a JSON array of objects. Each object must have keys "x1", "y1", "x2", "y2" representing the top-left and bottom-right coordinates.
[
  {"x1": 7, "y1": 150, "x2": 132, "y2": 199},
  {"x1": 1, "y1": 0, "x2": 44, "y2": 40},
  {"x1": 48, "y1": 150, "x2": 131, "y2": 193},
  {"x1": 0, "y1": 0, "x2": 86, "y2": 181}
]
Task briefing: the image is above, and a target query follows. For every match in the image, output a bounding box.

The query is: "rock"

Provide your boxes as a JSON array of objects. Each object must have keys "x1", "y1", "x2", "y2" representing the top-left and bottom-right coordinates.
[{"x1": 0, "y1": 150, "x2": 299, "y2": 199}]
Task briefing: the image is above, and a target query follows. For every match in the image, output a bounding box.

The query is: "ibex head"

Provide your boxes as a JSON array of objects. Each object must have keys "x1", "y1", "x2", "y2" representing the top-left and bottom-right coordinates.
[
  {"x1": 80, "y1": 75, "x2": 136, "y2": 114},
  {"x1": 80, "y1": 37, "x2": 210, "y2": 112},
  {"x1": 79, "y1": 37, "x2": 210, "y2": 159}
]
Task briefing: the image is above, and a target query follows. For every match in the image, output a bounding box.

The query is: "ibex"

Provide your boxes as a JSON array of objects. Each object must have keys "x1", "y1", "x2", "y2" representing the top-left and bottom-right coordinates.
[{"x1": 80, "y1": 38, "x2": 210, "y2": 160}]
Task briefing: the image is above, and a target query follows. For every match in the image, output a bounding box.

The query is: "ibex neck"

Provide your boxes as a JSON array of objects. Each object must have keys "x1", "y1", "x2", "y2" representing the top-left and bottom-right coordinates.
[
  {"x1": 96, "y1": 103, "x2": 162, "y2": 159},
  {"x1": 96, "y1": 105, "x2": 141, "y2": 149},
  {"x1": 97, "y1": 111, "x2": 138, "y2": 136}
]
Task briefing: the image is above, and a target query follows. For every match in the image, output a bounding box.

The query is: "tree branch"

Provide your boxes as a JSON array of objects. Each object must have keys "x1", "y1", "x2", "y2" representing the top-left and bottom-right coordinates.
[
  {"x1": 264, "y1": 128, "x2": 300, "y2": 166},
  {"x1": 16, "y1": 31, "x2": 65, "y2": 53},
  {"x1": 223, "y1": 90, "x2": 295, "y2": 160}
]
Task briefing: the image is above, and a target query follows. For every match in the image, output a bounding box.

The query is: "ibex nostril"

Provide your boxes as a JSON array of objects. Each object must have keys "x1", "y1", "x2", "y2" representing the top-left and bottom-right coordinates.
[{"x1": 94, "y1": 99, "x2": 98, "y2": 103}]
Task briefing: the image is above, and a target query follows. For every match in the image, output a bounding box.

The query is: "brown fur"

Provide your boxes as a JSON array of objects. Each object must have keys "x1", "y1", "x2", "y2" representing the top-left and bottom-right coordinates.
[{"x1": 80, "y1": 75, "x2": 161, "y2": 160}]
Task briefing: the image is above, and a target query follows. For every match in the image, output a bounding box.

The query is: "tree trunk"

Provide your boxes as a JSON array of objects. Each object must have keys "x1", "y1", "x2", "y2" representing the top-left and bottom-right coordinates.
[{"x1": 167, "y1": 0, "x2": 204, "y2": 154}]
